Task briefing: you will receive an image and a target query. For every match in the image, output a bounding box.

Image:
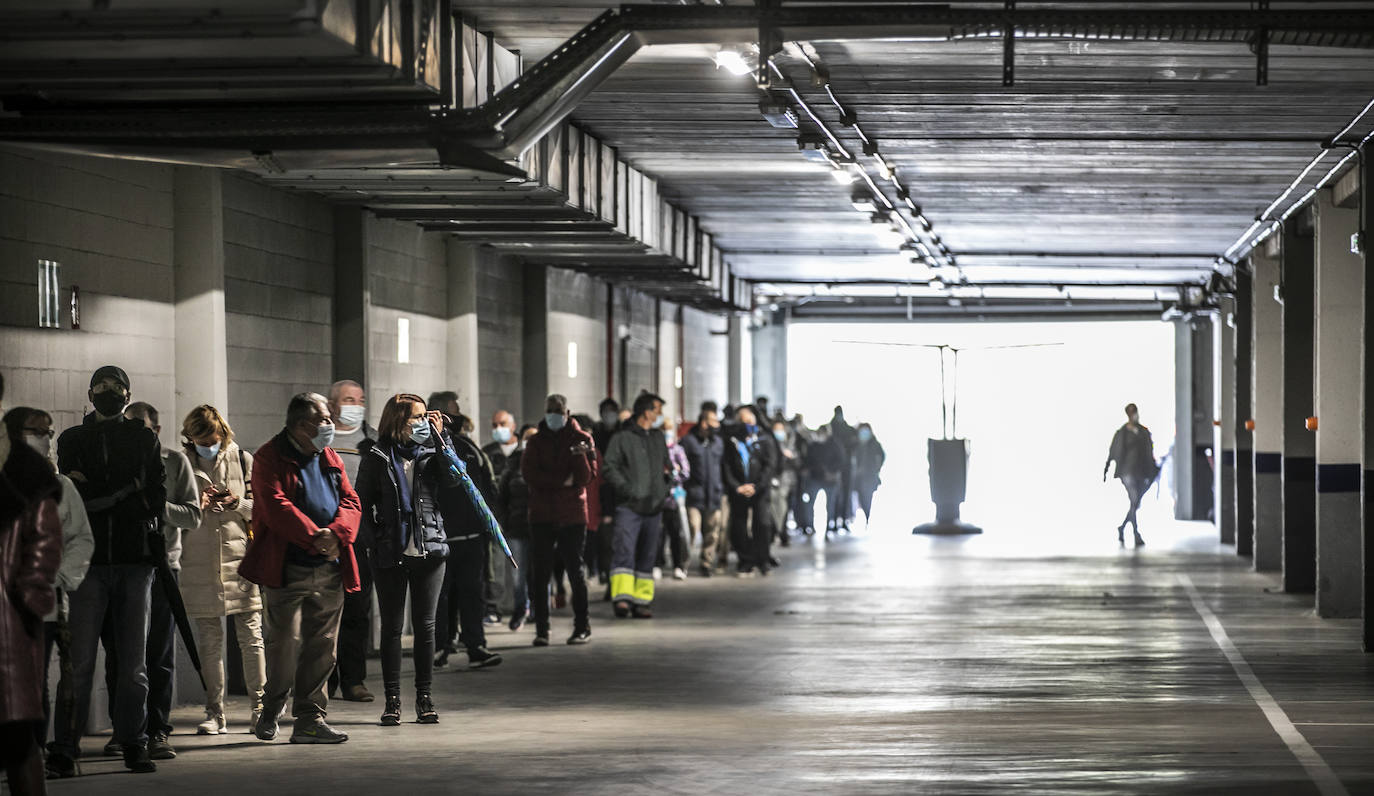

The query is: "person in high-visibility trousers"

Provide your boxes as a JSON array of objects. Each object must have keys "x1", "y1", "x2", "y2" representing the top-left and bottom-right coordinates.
[{"x1": 603, "y1": 392, "x2": 670, "y2": 619}]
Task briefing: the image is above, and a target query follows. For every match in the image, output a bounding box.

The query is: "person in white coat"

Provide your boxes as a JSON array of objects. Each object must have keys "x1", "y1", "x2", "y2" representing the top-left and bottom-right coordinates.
[{"x1": 179, "y1": 405, "x2": 266, "y2": 735}]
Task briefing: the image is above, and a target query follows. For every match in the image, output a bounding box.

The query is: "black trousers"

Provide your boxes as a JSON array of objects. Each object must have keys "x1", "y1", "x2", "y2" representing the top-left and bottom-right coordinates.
[
  {"x1": 530, "y1": 523, "x2": 589, "y2": 635},
  {"x1": 330, "y1": 550, "x2": 373, "y2": 693},
  {"x1": 101, "y1": 567, "x2": 175, "y2": 736},
  {"x1": 435, "y1": 536, "x2": 487, "y2": 654},
  {"x1": 373, "y1": 556, "x2": 446, "y2": 696},
  {"x1": 728, "y1": 492, "x2": 774, "y2": 572}
]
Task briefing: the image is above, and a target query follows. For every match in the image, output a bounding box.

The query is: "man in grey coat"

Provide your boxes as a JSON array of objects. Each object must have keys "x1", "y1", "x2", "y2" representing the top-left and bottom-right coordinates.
[{"x1": 103, "y1": 402, "x2": 201, "y2": 760}]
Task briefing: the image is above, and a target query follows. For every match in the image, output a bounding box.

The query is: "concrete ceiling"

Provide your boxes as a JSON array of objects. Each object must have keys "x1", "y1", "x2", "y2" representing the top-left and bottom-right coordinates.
[{"x1": 452, "y1": 1, "x2": 1374, "y2": 313}]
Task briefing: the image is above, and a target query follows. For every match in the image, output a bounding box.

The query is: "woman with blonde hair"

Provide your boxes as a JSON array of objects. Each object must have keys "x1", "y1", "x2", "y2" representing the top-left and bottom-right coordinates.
[{"x1": 179, "y1": 405, "x2": 265, "y2": 734}]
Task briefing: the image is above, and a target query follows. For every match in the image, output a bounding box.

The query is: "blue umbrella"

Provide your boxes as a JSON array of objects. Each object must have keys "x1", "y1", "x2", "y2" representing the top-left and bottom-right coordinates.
[{"x1": 434, "y1": 428, "x2": 518, "y2": 570}]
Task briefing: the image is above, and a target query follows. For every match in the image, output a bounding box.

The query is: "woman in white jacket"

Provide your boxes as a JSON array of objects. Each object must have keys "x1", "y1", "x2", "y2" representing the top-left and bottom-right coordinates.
[{"x1": 179, "y1": 405, "x2": 265, "y2": 735}]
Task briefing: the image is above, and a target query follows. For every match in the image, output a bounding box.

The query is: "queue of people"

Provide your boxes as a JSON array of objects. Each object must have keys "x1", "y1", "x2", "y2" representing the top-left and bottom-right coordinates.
[{"x1": 0, "y1": 365, "x2": 886, "y2": 792}]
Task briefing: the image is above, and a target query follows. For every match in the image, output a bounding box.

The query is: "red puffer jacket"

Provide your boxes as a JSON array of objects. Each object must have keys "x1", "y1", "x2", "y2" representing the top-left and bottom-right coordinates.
[
  {"x1": 521, "y1": 418, "x2": 597, "y2": 527},
  {"x1": 239, "y1": 432, "x2": 362, "y2": 592}
]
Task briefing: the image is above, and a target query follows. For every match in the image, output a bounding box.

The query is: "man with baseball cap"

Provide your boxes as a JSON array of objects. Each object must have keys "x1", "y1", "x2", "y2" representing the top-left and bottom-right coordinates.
[{"x1": 48, "y1": 365, "x2": 167, "y2": 776}]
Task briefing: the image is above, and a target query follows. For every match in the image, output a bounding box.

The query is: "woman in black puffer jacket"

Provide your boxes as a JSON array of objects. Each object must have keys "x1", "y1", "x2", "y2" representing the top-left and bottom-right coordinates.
[{"x1": 354, "y1": 394, "x2": 457, "y2": 727}]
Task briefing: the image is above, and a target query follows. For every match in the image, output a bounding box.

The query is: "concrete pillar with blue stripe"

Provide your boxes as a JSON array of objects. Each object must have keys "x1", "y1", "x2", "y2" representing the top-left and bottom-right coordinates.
[
  {"x1": 1313, "y1": 184, "x2": 1363, "y2": 618},
  {"x1": 1251, "y1": 247, "x2": 1284, "y2": 572},
  {"x1": 1215, "y1": 294, "x2": 1237, "y2": 545},
  {"x1": 1280, "y1": 211, "x2": 1317, "y2": 595}
]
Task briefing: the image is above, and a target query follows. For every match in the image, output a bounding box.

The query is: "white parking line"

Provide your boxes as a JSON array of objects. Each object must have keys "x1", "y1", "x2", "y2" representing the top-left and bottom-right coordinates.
[{"x1": 1179, "y1": 574, "x2": 1349, "y2": 796}]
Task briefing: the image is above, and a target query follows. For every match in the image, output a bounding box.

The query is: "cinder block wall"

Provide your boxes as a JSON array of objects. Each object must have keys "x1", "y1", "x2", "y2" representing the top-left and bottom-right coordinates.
[
  {"x1": 0, "y1": 146, "x2": 178, "y2": 441},
  {"x1": 476, "y1": 254, "x2": 525, "y2": 427},
  {"x1": 546, "y1": 267, "x2": 610, "y2": 419},
  {"x1": 366, "y1": 216, "x2": 449, "y2": 422},
  {"x1": 683, "y1": 305, "x2": 728, "y2": 420},
  {"x1": 223, "y1": 174, "x2": 335, "y2": 448}
]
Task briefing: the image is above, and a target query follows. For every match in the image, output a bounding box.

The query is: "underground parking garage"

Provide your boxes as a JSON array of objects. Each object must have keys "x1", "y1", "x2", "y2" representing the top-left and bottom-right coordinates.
[{"x1": 3, "y1": 1, "x2": 1374, "y2": 793}]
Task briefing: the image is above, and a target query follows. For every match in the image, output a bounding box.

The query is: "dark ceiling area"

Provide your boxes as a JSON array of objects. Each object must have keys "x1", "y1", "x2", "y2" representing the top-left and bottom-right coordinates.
[{"x1": 3, "y1": 1, "x2": 1373, "y2": 318}]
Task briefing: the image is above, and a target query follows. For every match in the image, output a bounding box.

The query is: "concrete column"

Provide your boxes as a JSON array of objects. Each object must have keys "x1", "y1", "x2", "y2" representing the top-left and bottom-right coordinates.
[
  {"x1": 1313, "y1": 187, "x2": 1363, "y2": 617},
  {"x1": 727, "y1": 315, "x2": 745, "y2": 405},
  {"x1": 1362, "y1": 156, "x2": 1374, "y2": 651},
  {"x1": 1174, "y1": 316, "x2": 1214, "y2": 521},
  {"x1": 1216, "y1": 297, "x2": 1237, "y2": 544},
  {"x1": 1251, "y1": 248, "x2": 1284, "y2": 571},
  {"x1": 1234, "y1": 268, "x2": 1254, "y2": 557},
  {"x1": 522, "y1": 262, "x2": 549, "y2": 425},
  {"x1": 445, "y1": 239, "x2": 481, "y2": 423},
  {"x1": 751, "y1": 308, "x2": 789, "y2": 414},
  {"x1": 333, "y1": 206, "x2": 371, "y2": 387},
  {"x1": 1281, "y1": 213, "x2": 1317, "y2": 594},
  {"x1": 172, "y1": 167, "x2": 229, "y2": 423}
]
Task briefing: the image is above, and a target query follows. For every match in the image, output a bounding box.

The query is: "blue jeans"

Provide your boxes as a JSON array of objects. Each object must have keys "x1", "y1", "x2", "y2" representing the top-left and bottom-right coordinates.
[{"x1": 52, "y1": 564, "x2": 154, "y2": 757}]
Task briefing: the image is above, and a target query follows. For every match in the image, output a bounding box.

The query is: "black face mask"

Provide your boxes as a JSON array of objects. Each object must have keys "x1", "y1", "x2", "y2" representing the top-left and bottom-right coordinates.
[{"x1": 92, "y1": 392, "x2": 127, "y2": 418}]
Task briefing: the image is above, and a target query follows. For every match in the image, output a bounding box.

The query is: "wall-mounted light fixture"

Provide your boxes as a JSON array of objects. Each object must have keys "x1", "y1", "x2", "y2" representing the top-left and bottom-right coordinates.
[
  {"x1": 38, "y1": 260, "x2": 60, "y2": 329},
  {"x1": 568, "y1": 341, "x2": 579, "y2": 379},
  {"x1": 397, "y1": 317, "x2": 411, "y2": 363}
]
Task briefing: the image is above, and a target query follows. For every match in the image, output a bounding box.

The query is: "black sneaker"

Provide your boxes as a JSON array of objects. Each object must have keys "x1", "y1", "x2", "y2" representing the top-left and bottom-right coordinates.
[
  {"x1": 123, "y1": 745, "x2": 157, "y2": 774},
  {"x1": 416, "y1": 693, "x2": 439, "y2": 725},
  {"x1": 466, "y1": 647, "x2": 503, "y2": 669},
  {"x1": 434, "y1": 648, "x2": 451, "y2": 668},
  {"x1": 613, "y1": 600, "x2": 631, "y2": 618},
  {"x1": 631, "y1": 605, "x2": 653, "y2": 619},
  {"x1": 147, "y1": 731, "x2": 176, "y2": 760},
  {"x1": 567, "y1": 628, "x2": 592, "y2": 645},
  {"x1": 45, "y1": 751, "x2": 76, "y2": 779},
  {"x1": 253, "y1": 706, "x2": 280, "y2": 741},
  {"x1": 102, "y1": 739, "x2": 122, "y2": 756},
  {"x1": 380, "y1": 695, "x2": 401, "y2": 727},
  {"x1": 289, "y1": 720, "x2": 349, "y2": 744},
  {"x1": 1134, "y1": 532, "x2": 1146, "y2": 547},
  {"x1": 532, "y1": 634, "x2": 550, "y2": 647}
]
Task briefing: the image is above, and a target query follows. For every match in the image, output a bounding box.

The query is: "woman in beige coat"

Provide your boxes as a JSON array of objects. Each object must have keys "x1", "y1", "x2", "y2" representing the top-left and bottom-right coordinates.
[{"x1": 180, "y1": 405, "x2": 266, "y2": 735}]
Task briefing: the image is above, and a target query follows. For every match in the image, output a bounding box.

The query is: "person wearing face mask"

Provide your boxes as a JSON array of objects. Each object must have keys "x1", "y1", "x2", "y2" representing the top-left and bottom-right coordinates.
[
  {"x1": 98, "y1": 402, "x2": 201, "y2": 762},
  {"x1": 769, "y1": 418, "x2": 800, "y2": 547},
  {"x1": 177, "y1": 405, "x2": 265, "y2": 737},
  {"x1": 483, "y1": 410, "x2": 520, "y2": 479},
  {"x1": 603, "y1": 392, "x2": 669, "y2": 618},
  {"x1": 50, "y1": 365, "x2": 167, "y2": 776},
  {"x1": 239, "y1": 392, "x2": 361, "y2": 746},
  {"x1": 325, "y1": 380, "x2": 376, "y2": 705},
  {"x1": 495, "y1": 424, "x2": 537, "y2": 632},
  {"x1": 723, "y1": 406, "x2": 778, "y2": 577},
  {"x1": 353, "y1": 395, "x2": 456, "y2": 727},
  {"x1": 654, "y1": 418, "x2": 691, "y2": 581},
  {"x1": 1104, "y1": 403, "x2": 1158, "y2": 547},
  {"x1": 479, "y1": 410, "x2": 519, "y2": 631},
  {"x1": 682, "y1": 408, "x2": 726, "y2": 576},
  {"x1": 852, "y1": 423, "x2": 886, "y2": 526},
  {"x1": 588, "y1": 398, "x2": 621, "y2": 589},
  {"x1": 3, "y1": 407, "x2": 93, "y2": 769},
  {"x1": 522, "y1": 395, "x2": 597, "y2": 644}
]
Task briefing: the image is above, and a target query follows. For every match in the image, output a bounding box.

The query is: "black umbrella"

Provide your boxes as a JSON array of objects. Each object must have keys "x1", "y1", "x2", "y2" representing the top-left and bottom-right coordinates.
[{"x1": 155, "y1": 558, "x2": 206, "y2": 691}]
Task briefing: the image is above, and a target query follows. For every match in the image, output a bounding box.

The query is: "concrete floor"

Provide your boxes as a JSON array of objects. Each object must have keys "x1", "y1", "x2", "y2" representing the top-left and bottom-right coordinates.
[{"x1": 50, "y1": 514, "x2": 1374, "y2": 795}]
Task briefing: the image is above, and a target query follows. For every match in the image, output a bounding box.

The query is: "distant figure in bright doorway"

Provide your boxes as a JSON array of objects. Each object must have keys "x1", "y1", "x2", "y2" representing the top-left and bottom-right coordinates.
[{"x1": 1104, "y1": 403, "x2": 1158, "y2": 548}]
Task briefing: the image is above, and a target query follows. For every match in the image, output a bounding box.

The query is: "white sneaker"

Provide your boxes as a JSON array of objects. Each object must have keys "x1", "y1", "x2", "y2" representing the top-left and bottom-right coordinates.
[
  {"x1": 249, "y1": 708, "x2": 263, "y2": 733},
  {"x1": 672, "y1": 567, "x2": 687, "y2": 581},
  {"x1": 652, "y1": 567, "x2": 663, "y2": 581},
  {"x1": 197, "y1": 712, "x2": 227, "y2": 735}
]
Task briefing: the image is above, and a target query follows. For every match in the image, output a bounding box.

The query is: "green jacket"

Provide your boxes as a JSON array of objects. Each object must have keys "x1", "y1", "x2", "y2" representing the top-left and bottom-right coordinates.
[{"x1": 603, "y1": 422, "x2": 670, "y2": 515}]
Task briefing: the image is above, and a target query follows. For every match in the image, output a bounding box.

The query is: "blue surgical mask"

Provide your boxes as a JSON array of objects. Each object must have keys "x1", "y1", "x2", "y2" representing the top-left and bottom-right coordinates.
[
  {"x1": 651, "y1": 415, "x2": 665, "y2": 429},
  {"x1": 772, "y1": 430, "x2": 786, "y2": 442},
  {"x1": 409, "y1": 419, "x2": 432, "y2": 445},
  {"x1": 545, "y1": 413, "x2": 567, "y2": 431},
  {"x1": 311, "y1": 422, "x2": 335, "y2": 451},
  {"x1": 337, "y1": 405, "x2": 366, "y2": 429},
  {"x1": 195, "y1": 442, "x2": 221, "y2": 460},
  {"x1": 858, "y1": 428, "x2": 873, "y2": 442},
  {"x1": 493, "y1": 426, "x2": 513, "y2": 444}
]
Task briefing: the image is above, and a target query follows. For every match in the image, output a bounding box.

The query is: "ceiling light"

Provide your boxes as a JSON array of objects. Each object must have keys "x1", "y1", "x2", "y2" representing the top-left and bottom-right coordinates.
[
  {"x1": 760, "y1": 100, "x2": 798, "y2": 129},
  {"x1": 830, "y1": 166, "x2": 856, "y2": 184},
  {"x1": 851, "y1": 192, "x2": 879, "y2": 214},
  {"x1": 714, "y1": 48, "x2": 754, "y2": 76}
]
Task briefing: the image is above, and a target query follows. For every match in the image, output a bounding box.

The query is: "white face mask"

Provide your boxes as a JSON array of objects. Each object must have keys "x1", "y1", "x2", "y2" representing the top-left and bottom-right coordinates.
[{"x1": 337, "y1": 405, "x2": 366, "y2": 429}]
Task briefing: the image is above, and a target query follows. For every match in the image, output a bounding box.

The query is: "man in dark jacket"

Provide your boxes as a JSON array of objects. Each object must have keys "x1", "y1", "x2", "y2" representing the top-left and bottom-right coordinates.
[
  {"x1": 326, "y1": 379, "x2": 377, "y2": 704},
  {"x1": 1104, "y1": 403, "x2": 1157, "y2": 547},
  {"x1": 603, "y1": 392, "x2": 669, "y2": 618},
  {"x1": 723, "y1": 406, "x2": 778, "y2": 577},
  {"x1": 522, "y1": 394, "x2": 597, "y2": 645},
  {"x1": 240, "y1": 392, "x2": 361, "y2": 746},
  {"x1": 681, "y1": 408, "x2": 726, "y2": 576},
  {"x1": 429, "y1": 396, "x2": 502, "y2": 669},
  {"x1": 50, "y1": 365, "x2": 166, "y2": 775},
  {"x1": 829, "y1": 406, "x2": 858, "y2": 531}
]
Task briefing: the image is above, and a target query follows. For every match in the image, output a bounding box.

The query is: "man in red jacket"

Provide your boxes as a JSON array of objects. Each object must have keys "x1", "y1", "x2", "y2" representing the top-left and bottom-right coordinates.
[
  {"x1": 521, "y1": 394, "x2": 597, "y2": 647},
  {"x1": 240, "y1": 393, "x2": 361, "y2": 745}
]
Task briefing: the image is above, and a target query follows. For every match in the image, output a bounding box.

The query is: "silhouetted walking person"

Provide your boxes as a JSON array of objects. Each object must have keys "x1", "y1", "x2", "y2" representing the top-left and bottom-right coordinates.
[{"x1": 1104, "y1": 403, "x2": 1157, "y2": 547}]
